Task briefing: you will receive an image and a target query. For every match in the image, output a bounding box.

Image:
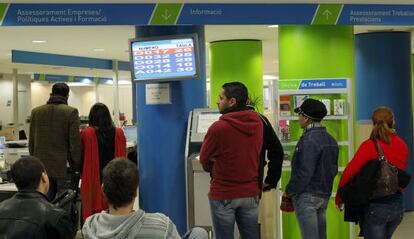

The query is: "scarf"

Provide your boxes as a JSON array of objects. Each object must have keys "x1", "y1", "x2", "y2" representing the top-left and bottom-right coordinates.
[{"x1": 47, "y1": 95, "x2": 67, "y2": 105}]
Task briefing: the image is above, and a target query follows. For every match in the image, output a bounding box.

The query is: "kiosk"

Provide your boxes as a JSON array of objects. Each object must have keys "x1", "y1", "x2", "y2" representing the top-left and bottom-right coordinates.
[{"x1": 185, "y1": 108, "x2": 221, "y2": 235}]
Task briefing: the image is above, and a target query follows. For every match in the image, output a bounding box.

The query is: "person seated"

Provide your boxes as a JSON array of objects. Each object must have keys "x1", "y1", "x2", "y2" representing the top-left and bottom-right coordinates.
[
  {"x1": 0, "y1": 156, "x2": 73, "y2": 238},
  {"x1": 82, "y1": 158, "x2": 208, "y2": 239}
]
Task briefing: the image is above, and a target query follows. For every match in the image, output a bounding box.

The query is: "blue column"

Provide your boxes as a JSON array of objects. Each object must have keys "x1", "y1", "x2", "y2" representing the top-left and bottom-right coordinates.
[
  {"x1": 134, "y1": 25, "x2": 206, "y2": 234},
  {"x1": 355, "y1": 32, "x2": 414, "y2": 210}
]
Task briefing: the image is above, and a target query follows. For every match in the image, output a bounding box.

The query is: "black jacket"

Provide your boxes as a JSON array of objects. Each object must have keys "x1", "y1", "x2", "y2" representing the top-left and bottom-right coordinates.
[
  {"x1": 0, "y1": 191, "x2": 73, "y2": 239},
  {"x1": 256, "y1": 113, "x2": 284, "y2": 190}
]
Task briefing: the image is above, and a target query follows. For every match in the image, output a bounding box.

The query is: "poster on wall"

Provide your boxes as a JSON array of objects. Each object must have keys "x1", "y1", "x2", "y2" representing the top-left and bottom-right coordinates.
[{"x1": 145, "y1": 83, "x2": 171, "y2": 105}]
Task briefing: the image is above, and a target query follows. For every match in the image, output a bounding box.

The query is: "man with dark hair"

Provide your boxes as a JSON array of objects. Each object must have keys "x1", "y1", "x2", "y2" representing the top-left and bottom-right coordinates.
[
  {"x1": 200, "y1": 82, "x2": 263, "y2": 239},
  {"x1": 82, "y1": 158, "x2": 207, "y2": 239},
  {"x1": 0, "y1": 156, "x2": 73, "y2": 238},
  {"x1": 29, "y1": 82, "x2": 81, "y2": 200},
  {"x1": 285, "y1": 98, "x2": 339, "y2": 239}
]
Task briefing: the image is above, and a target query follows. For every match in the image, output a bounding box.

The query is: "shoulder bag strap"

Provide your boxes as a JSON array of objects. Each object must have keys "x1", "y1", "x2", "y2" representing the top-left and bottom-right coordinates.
[{"x1": 373, "y1": 139, "x2": 386, "y2": 161}]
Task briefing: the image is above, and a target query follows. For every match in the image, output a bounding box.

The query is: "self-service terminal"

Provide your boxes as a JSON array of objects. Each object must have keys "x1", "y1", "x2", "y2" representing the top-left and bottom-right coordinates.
[{"x1": 185, "y1": 108, "x2": 221, "y2": 235}]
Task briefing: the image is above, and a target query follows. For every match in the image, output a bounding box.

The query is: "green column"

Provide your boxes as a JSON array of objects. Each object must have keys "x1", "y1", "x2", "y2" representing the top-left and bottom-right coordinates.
[
  {"x1": 279, "y1": 25, "x2": 354, "y2": 239},
  {"x1": 209, "y1": 40, "x2": 263, "y2": 112},
  {"x1": 279, "y1": 25, "x2": 354, "y2": 79}
]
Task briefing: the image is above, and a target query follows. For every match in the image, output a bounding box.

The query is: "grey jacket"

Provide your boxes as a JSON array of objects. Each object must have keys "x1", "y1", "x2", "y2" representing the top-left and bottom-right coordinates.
[
  {"x1": 29, "y1": 103, "x2": 81, "y2": 177},
  {"x1": 286, "y1": 123, "x2": 339, "y2": 198},
  {"x1": 82, "y1": 209, "x2": 180, "y2": 239}
]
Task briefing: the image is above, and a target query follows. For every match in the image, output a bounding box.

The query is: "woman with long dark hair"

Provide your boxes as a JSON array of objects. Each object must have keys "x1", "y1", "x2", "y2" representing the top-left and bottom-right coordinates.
[
  {"x1": 80, "y1": 103, "x2": 126, "y2": 222},
  {"x1": 336, "y1": 106, "x2": 408, "y2": 239}
]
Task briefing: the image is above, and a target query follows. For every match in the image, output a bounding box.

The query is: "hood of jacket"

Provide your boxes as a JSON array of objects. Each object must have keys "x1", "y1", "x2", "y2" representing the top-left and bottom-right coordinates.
[
  {"x1": 82, "y1": 210, "x2": 144, "y2": 239},
  {"x1": 220, "y1": 110, "x2": 261, "y2": 136}
]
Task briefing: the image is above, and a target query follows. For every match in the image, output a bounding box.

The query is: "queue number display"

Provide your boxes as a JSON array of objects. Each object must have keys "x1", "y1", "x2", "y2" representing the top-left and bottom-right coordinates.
[{"x1": 131, "y1": 37, "x2": 198, "y2": 82}]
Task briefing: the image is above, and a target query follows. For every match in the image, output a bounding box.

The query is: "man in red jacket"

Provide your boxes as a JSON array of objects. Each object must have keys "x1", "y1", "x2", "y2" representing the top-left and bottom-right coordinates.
[{"x1": 200, "y1": 82, "x2": 263, "y2": 239}]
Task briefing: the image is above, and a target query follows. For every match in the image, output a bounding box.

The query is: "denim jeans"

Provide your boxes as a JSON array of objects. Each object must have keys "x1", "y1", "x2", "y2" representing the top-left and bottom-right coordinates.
[
  {"x1": 292, "y1": 193, "x2": 329, "y2": 239},
  {"x1": 362, "y1": 194, "x2": 404, "y2": 239},
  {"x1": 209, "y1": 196, "x2": 259, "y2": 239}
]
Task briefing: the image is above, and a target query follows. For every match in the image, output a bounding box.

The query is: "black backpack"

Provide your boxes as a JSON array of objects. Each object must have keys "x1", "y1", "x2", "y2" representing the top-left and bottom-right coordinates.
[{"x1": 52, "y1": 189, "x2": 78, "y2": 238}]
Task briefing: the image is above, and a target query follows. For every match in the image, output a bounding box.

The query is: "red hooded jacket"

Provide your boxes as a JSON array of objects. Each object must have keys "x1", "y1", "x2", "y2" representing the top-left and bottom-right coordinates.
[{"x1": 200, "y1": 110, "x2": 263, "y2": 200}]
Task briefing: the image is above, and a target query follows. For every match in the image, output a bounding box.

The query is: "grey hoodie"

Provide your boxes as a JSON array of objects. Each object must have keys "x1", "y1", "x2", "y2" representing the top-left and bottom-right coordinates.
[{"x1": 82, "y1": 209, "x2": 180, "y2": 239}]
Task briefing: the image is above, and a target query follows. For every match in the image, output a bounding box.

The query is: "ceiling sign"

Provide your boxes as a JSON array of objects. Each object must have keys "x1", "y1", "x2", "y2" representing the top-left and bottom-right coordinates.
[{"x1": 1, "y1": 3, "x2": 414, "y2": 26}]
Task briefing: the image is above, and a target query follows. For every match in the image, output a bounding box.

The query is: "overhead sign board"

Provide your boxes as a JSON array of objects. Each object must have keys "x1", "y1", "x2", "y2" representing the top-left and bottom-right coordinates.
[{"x1": 1, "y1": 3, "x2": 414, "y2": 26}]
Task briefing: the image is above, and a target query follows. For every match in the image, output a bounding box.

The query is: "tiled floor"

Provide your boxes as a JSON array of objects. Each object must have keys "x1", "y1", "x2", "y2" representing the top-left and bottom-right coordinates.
[{"x1": 393, "y1": 211, "x2": 414, "y2": 239}]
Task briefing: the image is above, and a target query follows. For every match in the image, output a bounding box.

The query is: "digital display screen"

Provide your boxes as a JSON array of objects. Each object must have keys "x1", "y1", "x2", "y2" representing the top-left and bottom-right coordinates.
[
  {"x1": 197, "y1": 112, "x2": 221, "y2": 134},
  {"x1": 129, "y1": 34, "x2": 200, "y2": 83}
]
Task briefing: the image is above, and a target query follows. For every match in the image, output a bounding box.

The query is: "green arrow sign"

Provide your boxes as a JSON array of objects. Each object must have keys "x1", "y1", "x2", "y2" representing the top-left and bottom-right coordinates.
[
  {"x1": 0, "y1": 3, "x2": 9, "y2": 25},
  {"x1": 312, "y1": 4, "x2": 343, "y2": 25},
  {"x1": 149, "y1": 3, "x2": 182, "y2": 25}
]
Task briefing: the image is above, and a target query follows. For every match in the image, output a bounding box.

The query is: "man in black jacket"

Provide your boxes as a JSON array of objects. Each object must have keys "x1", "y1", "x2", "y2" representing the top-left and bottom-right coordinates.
[
  {"x1": 0, "y1": 156, "x2": 73, "y2": 238},
  {"x1": 247, "y1": 102, "x2": 284, "y2": 193}
]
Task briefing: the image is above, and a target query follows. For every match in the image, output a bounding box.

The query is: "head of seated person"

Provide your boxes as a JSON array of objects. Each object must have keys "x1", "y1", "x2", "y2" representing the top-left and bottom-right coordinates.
[
  {"x1": 11, "y1": 156, "x2": 49, "y2": 194},
  {"x1": 102, "y1": 158, "x2": 139, "y2": 214},
  {"x1": 0, "y1": 156, "x2": 73, "y2": 239}
]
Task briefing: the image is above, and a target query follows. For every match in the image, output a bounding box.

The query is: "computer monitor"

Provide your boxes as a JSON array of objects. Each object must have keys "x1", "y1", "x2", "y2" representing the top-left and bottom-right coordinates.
[
  {"x1": 123, "y1": 126, "x2": 138, "y2": 143},
  {"x1": 196, "y1": 112, "x2": 221, "y2": 134},
  {"x1": 129, "y1": 33, "x2": 201, "y2": 83},
  {"x1": 190, "y1": 109, "x2": 221, "y2": 143}
]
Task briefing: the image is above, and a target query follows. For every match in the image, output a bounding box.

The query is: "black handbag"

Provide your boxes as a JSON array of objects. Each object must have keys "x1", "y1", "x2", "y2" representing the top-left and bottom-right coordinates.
[{"x1": 371, "y1": 139, "x2": 399, "y2": 199}]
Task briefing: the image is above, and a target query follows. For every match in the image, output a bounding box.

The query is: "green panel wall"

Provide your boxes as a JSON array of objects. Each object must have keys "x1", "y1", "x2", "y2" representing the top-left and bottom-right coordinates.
[
  {"x1": 279, "y1": 25, "x2": 355, "y2": 239},
  {"x1": 209, "y1": 40, "x2": 263, "y2": 112},
  {"x1": 279, "y1": 25, "x2": 354, "y2": 79}
]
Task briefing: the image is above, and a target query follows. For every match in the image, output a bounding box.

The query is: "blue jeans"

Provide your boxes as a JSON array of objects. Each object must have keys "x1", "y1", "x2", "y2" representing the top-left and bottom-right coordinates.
[
  {"x1": 209, "y1": 196, "x2": 259, "y2": 239},
  {"x1": 363, "y1": 194, "x2": 404, "y2": 239},
  {"x1": 292, "y1": 193, "x2": 329, "y2": 239}
]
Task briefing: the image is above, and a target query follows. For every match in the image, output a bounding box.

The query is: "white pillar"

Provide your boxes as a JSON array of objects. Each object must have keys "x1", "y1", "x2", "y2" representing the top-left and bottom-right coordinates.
[
  {"x1": 12, "y1": 68, "x2": 19, "y2": 140},
  {"x1": 112, "y1": 60, "x2": 120, "y2": 127},
  {"x1": 95, "y1": 80, "x2": 100, "y2": 103}
]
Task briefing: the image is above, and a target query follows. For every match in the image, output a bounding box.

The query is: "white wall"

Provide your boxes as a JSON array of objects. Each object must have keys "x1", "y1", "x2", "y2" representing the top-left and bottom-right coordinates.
[
  {"x1": 31, "y1": 82, "x2": 51, "y2": 108},
  {"x1": 0, "y1": 73, "x2": 31, "y2": 134},
  {"x1": 69, "y1": 85, "x2": 97, "y2": 117},
  {"x1": 30, "y1": 82, "x2": 133, "y2": 125},
  {"x1": 97, "y1": 84, "x2": 133, "y2": 124}
]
